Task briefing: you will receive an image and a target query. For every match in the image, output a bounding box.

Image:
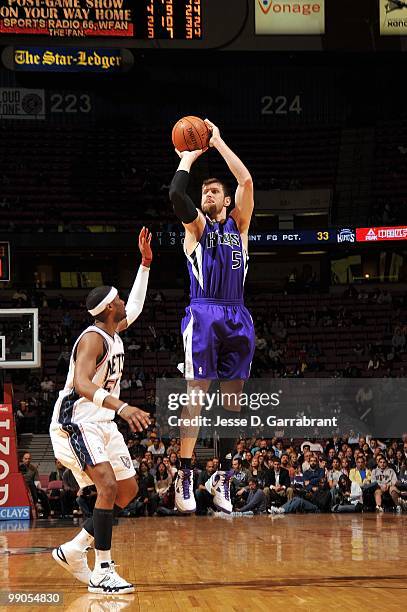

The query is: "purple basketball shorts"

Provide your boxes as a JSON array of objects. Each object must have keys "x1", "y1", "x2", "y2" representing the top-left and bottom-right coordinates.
[{"x1": 181, "y1": 299, "x2": 255, "y2": 380}]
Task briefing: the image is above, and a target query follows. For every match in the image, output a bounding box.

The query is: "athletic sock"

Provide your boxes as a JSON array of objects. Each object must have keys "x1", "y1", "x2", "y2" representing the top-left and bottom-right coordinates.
[
  {"x1": 82, "y1": 516, "x2": 95, "y2": 537},
  {"x1": 68, "y1": 527, "x2": 94, "y2": 552},
  {"x1": 180, "y1": 458, "x2": 191, "y2": 470},
  {"x1": 94, "y1": 548, "x2": 112, "y2": 568},
  {"x1": 93, "y1": 508, "x2": 114, "y2": 551}
]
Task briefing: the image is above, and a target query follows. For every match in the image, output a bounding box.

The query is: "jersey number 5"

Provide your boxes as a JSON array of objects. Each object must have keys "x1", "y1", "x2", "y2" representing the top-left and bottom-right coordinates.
[{"x1": 232, "y1": 251, "x2": 242, "y2": 270}]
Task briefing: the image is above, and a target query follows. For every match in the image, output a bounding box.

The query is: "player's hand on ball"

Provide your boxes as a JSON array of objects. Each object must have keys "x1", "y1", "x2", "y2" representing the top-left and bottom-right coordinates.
[
  {"x1": 119, "y1": 405, "x2": 151, "y2": 432},
  {"x1": 138, "y1": 227, "x2": 153, "y2": 265},
  {"x1": 204, "y1": 119, "x2": 221, "y2": 147},
  {"x1": 175, "y1": 148, "x2": 206, "y2": 162}
]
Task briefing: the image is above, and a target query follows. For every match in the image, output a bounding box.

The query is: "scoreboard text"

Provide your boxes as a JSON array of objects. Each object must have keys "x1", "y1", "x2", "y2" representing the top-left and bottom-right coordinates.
[{"x1": 0, "y1": 0, "x2": 202, "y2": 39}]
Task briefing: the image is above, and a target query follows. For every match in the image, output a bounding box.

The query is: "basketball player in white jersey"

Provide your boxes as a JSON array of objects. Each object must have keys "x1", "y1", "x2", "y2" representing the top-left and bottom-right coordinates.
[{"x1": 49, "y1": 228, "x2": 152, "y2": 593}]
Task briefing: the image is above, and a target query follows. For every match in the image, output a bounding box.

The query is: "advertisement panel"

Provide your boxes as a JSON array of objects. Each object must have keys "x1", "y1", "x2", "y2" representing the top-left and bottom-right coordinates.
[
  {"x1": 0, "y1": 88, "x2": 45, "y2": 119},
  {"x1": 356, "y1": 226, "x2": 407, "y2": 242},
  {"x1": 380, "y1": 0, "x2": 407, "y2": 36},
  {"x1": 0, "y1": 398, "x2": 31, "y2": 520},
  {"x1": 255, "y1": 0, "x2": 325, "y2": 35}
]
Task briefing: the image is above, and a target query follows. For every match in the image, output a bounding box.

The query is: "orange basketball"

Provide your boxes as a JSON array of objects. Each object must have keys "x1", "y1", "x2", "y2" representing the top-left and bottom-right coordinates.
[{"x1": 172, "y1": 116, "x2": 210, "y2": 152}]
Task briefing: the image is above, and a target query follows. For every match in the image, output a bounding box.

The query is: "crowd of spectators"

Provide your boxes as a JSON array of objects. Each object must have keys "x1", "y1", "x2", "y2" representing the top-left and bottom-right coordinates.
[
  {"x1": 9, "y1": 283, "x2": 407, "y2": 438},
  {"x1": 250, "y1": 286, "x2": 407, "y2": 379},
  {"x1": 21, "y1": 431, "x2": 407, "y2": 519}
]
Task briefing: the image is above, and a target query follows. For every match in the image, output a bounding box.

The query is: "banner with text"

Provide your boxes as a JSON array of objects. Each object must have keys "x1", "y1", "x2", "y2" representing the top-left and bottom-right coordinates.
[
  {"x1": 356, "y1": 226, "x2": 407, "y2": 242},
  {"x1": 380, "y1": 0, "x2": 407, "y2": 36},
  {"x1": 4, "y1": 46, "x2": 132, "y2": 72},
  {"x1": 255, "y1": 0, "x2": 325, "y2": 35},
  {"x1": 155, "y1": 378, "x2": 407, "y2": 438},
  {"x1": 0, "y1": 397, "x2": 31, "y2": 520}
]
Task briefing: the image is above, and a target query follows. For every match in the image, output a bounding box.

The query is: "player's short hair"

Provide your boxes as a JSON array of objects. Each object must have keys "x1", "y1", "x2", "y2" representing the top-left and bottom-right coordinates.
[
  {"x1": 202, "y1": 177, "x2": 231, "y2": 198},
  {"x1": 86, "y1": 285, "x2": 113, "y2": 321}
]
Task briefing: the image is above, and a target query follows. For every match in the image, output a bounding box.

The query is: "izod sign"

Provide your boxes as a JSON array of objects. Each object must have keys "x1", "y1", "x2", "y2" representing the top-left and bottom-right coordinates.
[
  {"x1": 255, "y1": 0, "x2": 325, "y2": 35},
  {"x1": 0, "y1": 396, "x2": 31, "y2": 519}
]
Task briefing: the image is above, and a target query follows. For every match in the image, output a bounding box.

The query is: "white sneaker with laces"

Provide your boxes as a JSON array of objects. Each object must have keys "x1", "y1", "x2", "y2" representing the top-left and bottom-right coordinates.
[
  {"x1": 88, "y1": 561, "x2": 135, "y2": 594},
  {"x1": 268, "y1": 506, "x2": 285, "y2": 515},
  {"x1": 52, "y1": 544, "x2": 92, "y2": 584},
  {"x1": 207, "y1": 470, "x2": 233, "y2": 514},
  {"x1": 175, "y1": 469, "x2": 196, "y2": 513}
]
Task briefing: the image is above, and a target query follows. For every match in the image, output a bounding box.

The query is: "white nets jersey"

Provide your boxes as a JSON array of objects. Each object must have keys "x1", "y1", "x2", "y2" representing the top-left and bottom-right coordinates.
[{"x1": 50, "y1": 325, "x2": 124, "y2": 426}]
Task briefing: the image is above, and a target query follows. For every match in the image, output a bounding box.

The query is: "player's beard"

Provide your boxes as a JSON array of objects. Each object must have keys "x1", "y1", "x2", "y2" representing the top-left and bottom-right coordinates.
[{"x1": 202, "y1": 202, "x2": 218, "y2": 219}]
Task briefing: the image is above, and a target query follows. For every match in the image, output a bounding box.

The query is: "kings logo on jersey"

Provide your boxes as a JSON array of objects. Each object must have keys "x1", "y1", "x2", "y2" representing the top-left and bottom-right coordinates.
[{"x1": 206, "y1": 232, "x2": 240, "y2": 249}]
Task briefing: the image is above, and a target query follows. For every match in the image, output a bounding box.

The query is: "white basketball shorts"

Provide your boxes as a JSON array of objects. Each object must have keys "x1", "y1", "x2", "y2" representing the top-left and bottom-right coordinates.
[{"x1": 49, "y1": 420, "x2": 135, "y2": 488}]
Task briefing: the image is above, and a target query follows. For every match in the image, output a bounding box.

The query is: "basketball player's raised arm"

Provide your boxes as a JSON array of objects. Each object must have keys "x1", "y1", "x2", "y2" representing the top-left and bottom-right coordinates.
[
  {"x1": 205, "y1": 119, "x2": 254, "y2": 233},
  {"x1": 116, "y1": 227, "x2": 152, "y2": 333},
  {"x1": 169, "y1": 149, "x2": 206, "y2": 241},
  {"x1": 73, "y1": 333, "x2": 150, "y2": 432}
]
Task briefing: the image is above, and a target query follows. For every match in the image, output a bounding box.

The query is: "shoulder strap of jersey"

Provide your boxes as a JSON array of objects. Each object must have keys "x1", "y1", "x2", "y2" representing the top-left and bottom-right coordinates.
[{"x1": 72, "y1": 325, "x2": 112, "y2": 363}]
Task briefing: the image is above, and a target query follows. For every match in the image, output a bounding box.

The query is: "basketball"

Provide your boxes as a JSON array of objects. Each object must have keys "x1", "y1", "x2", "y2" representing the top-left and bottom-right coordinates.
[{"x1": 172, "y1": 116, "x2": 210, "y2": 152}]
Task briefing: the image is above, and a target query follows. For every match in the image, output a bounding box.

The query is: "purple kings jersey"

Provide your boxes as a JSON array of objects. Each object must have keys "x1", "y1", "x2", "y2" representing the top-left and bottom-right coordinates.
[{"x1": 184, "y1": 216, "x2": 248, "y2": 301}]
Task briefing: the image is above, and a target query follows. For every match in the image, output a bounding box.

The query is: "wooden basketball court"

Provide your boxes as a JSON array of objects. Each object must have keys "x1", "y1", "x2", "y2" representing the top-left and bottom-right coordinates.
[{"x1": 2, "y1": 514, "x2": 406, "y2": 611}]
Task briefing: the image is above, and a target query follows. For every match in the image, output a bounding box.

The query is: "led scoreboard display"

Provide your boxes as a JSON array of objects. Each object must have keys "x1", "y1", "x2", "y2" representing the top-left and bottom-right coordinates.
[
  {"x1": 0, "y1": 0, "x2": 202, "y2": 39},
  {"x1": 0, "y1": 242, "x2": 10, "y2": 282}
]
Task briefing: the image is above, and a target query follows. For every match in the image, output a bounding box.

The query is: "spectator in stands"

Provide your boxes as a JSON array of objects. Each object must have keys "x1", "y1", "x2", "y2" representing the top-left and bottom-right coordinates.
[
  {"x1": 372, "y1": 456, "x2": 400, "y2": 512},
  {"x1": 40, "y1": 376, "x2": 55, "y2": 401},
  {"x1": 230, "y1": 458, "x2": 250, "y2": 505},
  {"x1": 332, "y1": 475, "x2": 363, "y2": 513},
  {"x1": 392, "y1": 327, "x2": 406, "y2": 354},
  {"x1": 396, "y1": 463, "x2": 407, "y2": 510},
  {"x1": 12, "y1": 289, "x2": 28, "y2": 307},
  {"x1": 138, "y1": 462, "x2": 159, "y2": 516},
  {"x1": 327, "y1": 456, "x2": 344, "y2": 493},
  {"x1": 167, "y1": 452, "x2": 179, "y2": 478},
  {"x1": 195, "y1": 460, "x2": 216, "y2": 516},
  {"x1": 235, "y1": 477, "x2": 267, "y2": 515},
  {"x1": 291, "y1": 462, "x2": 305, "y2": 493},
  {"x1": 61, "y1": 468, "x2": 80, "y2": 518},
  {"x1": 309, "y1": 478, "x2": 332, "y2": 513},
  {"x1": 303, "y1": 454, "x2": 325, "y2": 492},
  {"x1": 147, "y1": 434, "x2": 165, "y2": 456},
  {"x1": 155, "y1": 463, "x2": 174, "y2": 512},
  {"x1": 166, "y1": 438, "x2": 180, "y2": 456},
  {"x1": 49, "y1": 459, "x2": 65, "y2": 482},
  {"x1": 266, "y1": 457, "x2": 293, "y2": 506},
  {"x1": 367, "y1": 447, "x2": 384, "y2": 470},
  {"x1": 19, "y1": 452, "x2": 39, "y2": 504}
]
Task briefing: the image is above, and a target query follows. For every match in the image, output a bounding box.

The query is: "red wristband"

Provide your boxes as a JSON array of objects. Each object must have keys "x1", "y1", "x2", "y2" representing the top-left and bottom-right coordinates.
[{"x1": 142, "y1": 258, "x2": 152, "y2": 268}]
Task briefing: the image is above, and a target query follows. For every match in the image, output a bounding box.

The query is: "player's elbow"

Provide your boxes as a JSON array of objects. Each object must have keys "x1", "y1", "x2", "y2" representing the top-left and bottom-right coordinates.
[
  {"x1": 240, "y1": 175, "x2": 253, "y2": 189},
  {"x1": 169, "y1": 185, "x2": 184, "y2": 205}
]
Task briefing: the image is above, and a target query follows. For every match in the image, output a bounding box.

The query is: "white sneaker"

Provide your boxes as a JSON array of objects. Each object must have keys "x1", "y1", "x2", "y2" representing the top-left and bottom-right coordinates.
[
  {"x1": 208, "y1": 471, "x2": 233, "y2": 514},
  {"x1": 52, "y1": 544, "x2": 92, "y2": 584},
  {"x1": 175, "y1": 469, "x2": 196, "y2": 513},
  {"x1": 88, "y1": 562, "x2": 135, "y2": 594},
  {"x1": 268, "y1": 506, "x2": 285, "y2": 515}
]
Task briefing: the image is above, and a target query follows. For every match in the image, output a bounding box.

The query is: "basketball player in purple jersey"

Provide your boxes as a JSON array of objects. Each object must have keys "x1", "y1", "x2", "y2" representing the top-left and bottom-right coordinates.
[{"x1": 169, "y1": 119, "x2": 255, "y2": 513}]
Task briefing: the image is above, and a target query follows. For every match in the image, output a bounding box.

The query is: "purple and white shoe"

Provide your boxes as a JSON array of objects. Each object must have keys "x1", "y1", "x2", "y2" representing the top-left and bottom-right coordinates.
[
  {"x1": 206, "y1": 470, "x2": 233, "y2": 514},
  {"x1": 175, "y1": 469, "x2": 196, "y2": 513}
]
